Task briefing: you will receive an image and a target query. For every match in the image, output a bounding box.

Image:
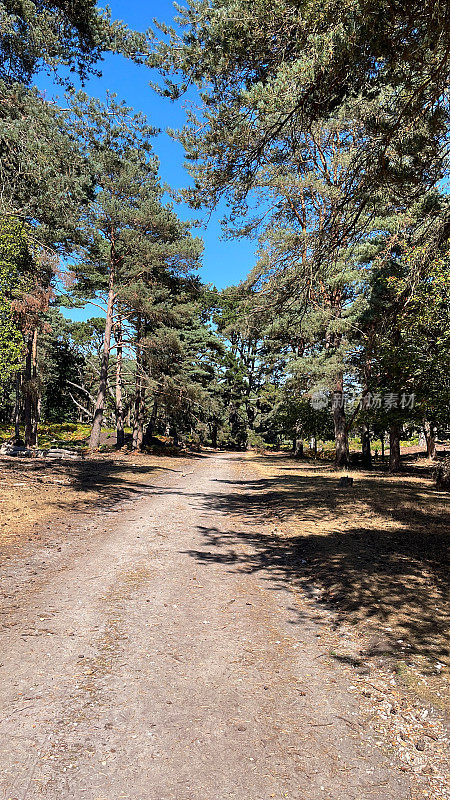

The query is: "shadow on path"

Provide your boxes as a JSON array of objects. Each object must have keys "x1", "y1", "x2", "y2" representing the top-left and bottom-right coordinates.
[{"x1": 187, "y1": 459, "x2": 450, "y2": 670}]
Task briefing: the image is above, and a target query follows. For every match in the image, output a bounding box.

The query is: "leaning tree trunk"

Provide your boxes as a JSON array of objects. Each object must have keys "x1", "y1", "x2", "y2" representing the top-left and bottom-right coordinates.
[
  {"x1": 333, "y1": 376, "x2": 349, "y2": 468},
  {"x1": 89, "y1": 264, "x2": 115, "y2": 450},
  {"x1": 361, "y1": 422, "x2": 372, "y2": 469},
  {"x1": 115, "y1": 315, "x2": 124, "y2": 449},
  {"x1": 423, "y1": 418, "x2": 436, "y2": 460},
  {"x1": 389, "y1": 423, "x2": 402, "y2": 472}
]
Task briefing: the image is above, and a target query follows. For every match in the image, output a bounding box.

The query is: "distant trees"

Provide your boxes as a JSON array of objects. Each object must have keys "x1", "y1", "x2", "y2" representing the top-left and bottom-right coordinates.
[
  {"x1": 357, "y1": 235, "x2": 450, "y2": 467},
  {"x1": 0, "y1": 217, "x2": 54, "y2": 445}
]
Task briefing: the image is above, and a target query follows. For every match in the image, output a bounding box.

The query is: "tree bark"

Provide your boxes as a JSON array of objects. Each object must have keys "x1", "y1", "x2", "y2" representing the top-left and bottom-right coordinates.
[
  {"x1": 144, "y1": 400, "x2": 158, "y2": 447},
  {"x1": 23, "y1": 331, "x2": 37, "y2": 447},
  {"x1": 333, "y1": 376, "x2": 349, "y2": 468},
  {"x1": 381, "y1": 433, "x2": 385, "y2": 462},
  {"x1": 171, "y1": 424, "x2": 179, "y2": 448},
  {"x1": 389, "y1": 423, "x2": 402, "y2": 472},
  {"x1": 361, "y1": 422, "x2": 372, "y2": 469},
  {"x1": 89, "y1": 264, "x2": 115, "y2": 450},
  {"x1": 210, "y1": 420, "x2": 218, "y2": 449},
  {"x1": 132, "y1": 315, "x2": 145, "y2": 451},
  {"x1": 294, "y1": 420, "x2": 304, "y2": 458},
  {"x1": 115, "y1": 316, "x2": 124, "y2": 449},
  {"x1": 14, "y1": 372, "x2": 22, "y2": 444},
  {"x1": 423, "y1": 418, "x2": 436, "y2": 460},
  {"x1": 31, "y1": 328, "x2": 39, "y2": 447},
  {"x1": 134, "y1": 389, "x2": 145, "y2": 451}
]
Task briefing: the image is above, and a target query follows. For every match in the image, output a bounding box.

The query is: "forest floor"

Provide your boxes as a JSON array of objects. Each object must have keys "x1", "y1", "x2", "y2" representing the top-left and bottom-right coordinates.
[{"x1": 0, "y1": 451, "x2": 448, "y2": 799}]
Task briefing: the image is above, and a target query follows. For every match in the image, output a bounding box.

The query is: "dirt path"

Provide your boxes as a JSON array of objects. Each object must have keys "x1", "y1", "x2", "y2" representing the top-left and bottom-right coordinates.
[{"x1": 0, "y1": 452, "x2": 410, "y2": 800}]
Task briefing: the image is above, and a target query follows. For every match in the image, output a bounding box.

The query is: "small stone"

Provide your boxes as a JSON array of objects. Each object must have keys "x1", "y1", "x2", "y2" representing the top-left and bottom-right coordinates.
[{"x1": 415, "y1": 739, "x2": 425, "y2": 751}]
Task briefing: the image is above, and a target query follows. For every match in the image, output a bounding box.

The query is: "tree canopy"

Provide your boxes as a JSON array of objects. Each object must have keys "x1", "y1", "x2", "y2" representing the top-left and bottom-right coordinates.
[{"x1": 0, "y1": 0, "x2": 146, "y2": 85}]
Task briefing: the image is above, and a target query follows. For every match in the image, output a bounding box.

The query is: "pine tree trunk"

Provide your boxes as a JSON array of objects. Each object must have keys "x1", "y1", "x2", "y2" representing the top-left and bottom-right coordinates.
[
  {"x1": 134, "y1": 385, "x2": 145, "y2": 451},
  {"x1": 24, "y1": 332, "x2": 35, "y2": 447},
  {"x1": 423, "y1": 418, "x2": 436, "y2": 460},
  {"x1": 362, "y1": 422, "x2": 372, "y2": 469},
  {"x1": 295, "y1": 420, "x2": 304, "y2": 458},
  {"x1": 89, "y1": 266, "x2": 115, "y2": 450},
  {"x1": 14, "y1": 372, "x2": 22, "y2": 444},
  {"x1": 132, "y1": 380, "x2": 142, "y2": 451},
  {"x1": 333, "y1": 377, "x2": 349, "y2": 468},
  {"x1": 31, "y1": 328, "x2": 39, "y2": 447},
  {"x1": 295, "y1": 440, "x2": 304, "y2": 458},
  {"x1": 381, "y1": 434, "x2": 385, "y2": 462},
  {"x1": 171, "y1": 424, "x2": 179, "y2": 448},
  {"x1": 144, "y1": 400, "x2": 158, "y2": 446},
  {"x1": 245, "y1": 400, "x2": 255, "y2": 431},
  {"x1": 132, "y1": 380, "x2": 145, "y2": 451},
  {"x1": 210, "y1": 420, "x2": 218, "y2": 449},
  {"x1": 389, "y1": 423, "x2": 402, "y2": 472},
  {"x1": 132, "y1": 315, "x2": 144, "y2": 451},
  {"x1": 115, "y1": 316, "x2": 124, "y2": 449}
]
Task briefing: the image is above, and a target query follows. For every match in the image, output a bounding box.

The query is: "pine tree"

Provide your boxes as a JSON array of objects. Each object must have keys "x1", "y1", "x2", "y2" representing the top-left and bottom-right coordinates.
[
  {"x1": 0, "y1": 85, "x2": 92, "y2": 248},
  {"x1": 0, "y1": 218, "x2": 33, "y2": 389},
  {"x1": 0, "y1": 0, "x2": 146, "y2": 86},
  {"x1": 153, "y1": 0, "x2": 450, "y2": 220},
  {"x1": 231, "y1": 121, "x2": 374, "y2": 465},
  {"x1": 357, "y1": 218, "x2": 450, "y2": 471},
  {"x1": 68, "y1": 94, "x2": 202, "y2": 449}
]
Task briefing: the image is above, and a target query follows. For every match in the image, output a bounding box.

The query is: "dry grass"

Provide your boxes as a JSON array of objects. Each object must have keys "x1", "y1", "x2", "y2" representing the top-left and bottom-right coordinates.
[
  {"x1": 0, "y1": 451, "x2": 191, "y2": 549},
  {"x1": 234, "y1": 454, "x2": 450, "y2": 706}
]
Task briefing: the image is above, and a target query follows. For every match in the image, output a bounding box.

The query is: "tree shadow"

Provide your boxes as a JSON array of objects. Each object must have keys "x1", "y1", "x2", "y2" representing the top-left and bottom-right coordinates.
[
  {"x1": 189, "y1": 462, "x2": 450, "y2": 670},
  {"x1": 0, "y1": 453, "x2": 200, "y2": 512}
]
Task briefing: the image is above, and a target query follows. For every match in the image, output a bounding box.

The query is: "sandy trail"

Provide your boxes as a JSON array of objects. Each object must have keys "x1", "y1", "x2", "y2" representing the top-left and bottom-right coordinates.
[{"x1": 0, "y1": 452, "x2": 410, "y2": 799}]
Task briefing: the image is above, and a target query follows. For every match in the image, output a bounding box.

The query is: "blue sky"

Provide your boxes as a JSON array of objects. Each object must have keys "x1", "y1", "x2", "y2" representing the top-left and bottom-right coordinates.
[{"x1": 37, "y1": 0, "x2": 257, "y2": 316}]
